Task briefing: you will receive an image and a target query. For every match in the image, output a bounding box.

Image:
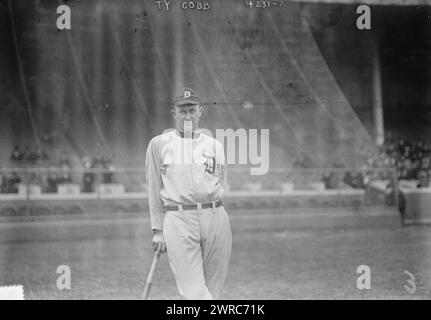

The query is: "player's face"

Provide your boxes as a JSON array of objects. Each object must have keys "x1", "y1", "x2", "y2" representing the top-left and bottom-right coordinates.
[{"x1": 172, "y1": 104, "x2": 203, "y2": 133}]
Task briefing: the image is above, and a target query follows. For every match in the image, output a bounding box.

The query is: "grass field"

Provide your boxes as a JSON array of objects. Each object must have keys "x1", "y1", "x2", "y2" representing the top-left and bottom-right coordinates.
[{"x1": 0, "y1": 208, "x2": 430, "y2": 300}]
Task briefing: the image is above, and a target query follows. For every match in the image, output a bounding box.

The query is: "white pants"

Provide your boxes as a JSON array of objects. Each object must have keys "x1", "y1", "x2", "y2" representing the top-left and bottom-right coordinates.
[{"x1": 163, "y1": 205, "x2": 232, "y2": 300}]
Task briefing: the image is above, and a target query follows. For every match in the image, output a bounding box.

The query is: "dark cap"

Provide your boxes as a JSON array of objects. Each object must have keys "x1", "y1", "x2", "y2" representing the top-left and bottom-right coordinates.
[{"x1": 172, "y1": 88, "x2": 202, "y2": 107}]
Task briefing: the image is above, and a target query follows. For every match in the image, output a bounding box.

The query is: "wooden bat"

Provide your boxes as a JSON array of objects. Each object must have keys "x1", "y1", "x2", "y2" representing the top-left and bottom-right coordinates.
[{"x1": 142, "y1": 248, "x2": 162, "y2": 300}]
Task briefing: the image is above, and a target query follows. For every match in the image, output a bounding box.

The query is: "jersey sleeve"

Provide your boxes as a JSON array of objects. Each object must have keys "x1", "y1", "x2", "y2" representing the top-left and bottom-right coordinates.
[{"x1": 145, "y1": 136, "x2": 164, "y2": 231}]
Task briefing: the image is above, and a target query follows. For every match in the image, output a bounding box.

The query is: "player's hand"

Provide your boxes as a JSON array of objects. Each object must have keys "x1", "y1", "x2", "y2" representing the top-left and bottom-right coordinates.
[{"x1": 152, "y1": 230, "x2": 167, "y2": 253}]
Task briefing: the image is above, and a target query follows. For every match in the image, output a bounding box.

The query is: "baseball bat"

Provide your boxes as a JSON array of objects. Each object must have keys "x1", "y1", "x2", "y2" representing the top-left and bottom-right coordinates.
[{"x1": 142, "y1": 248, "x2": 162, "y2": 300}]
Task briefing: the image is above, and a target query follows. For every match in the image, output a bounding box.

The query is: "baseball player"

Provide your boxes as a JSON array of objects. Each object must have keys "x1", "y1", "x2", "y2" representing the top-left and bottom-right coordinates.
[{"x1": 145, "y1": 88, "x2": 232, "y2": 300}]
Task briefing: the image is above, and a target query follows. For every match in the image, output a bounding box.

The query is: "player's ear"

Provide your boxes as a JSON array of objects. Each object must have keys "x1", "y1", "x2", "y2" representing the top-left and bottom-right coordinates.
[
  {"x1": 199, "y1": 105, "x2": 203, "y2": 115},
  {"x1": 170, "y1": 107, "x2": 176, "y2": 118}
]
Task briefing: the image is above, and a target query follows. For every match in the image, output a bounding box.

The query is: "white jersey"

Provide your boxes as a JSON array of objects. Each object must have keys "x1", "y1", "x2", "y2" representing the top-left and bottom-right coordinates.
[{"x1": 145, "y1": 130, "x2": 227, "y2": 231}]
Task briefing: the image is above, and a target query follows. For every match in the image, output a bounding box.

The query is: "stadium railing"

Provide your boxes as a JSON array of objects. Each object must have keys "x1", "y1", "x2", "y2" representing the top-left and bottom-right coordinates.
[{"x1": 0, "y1": 166, "x2": 399, "y2": 210}]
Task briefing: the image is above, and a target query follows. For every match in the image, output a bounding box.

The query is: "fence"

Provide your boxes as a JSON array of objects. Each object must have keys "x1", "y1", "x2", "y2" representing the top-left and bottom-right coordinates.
[{"x1": 0, "y1": 167, "x2": 400, "y2": 217}]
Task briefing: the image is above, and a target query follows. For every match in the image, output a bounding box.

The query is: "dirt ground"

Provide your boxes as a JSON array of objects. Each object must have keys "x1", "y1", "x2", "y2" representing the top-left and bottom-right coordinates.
[{"x1": 0, "y1": 208, "x2": 430, "y2": 300}]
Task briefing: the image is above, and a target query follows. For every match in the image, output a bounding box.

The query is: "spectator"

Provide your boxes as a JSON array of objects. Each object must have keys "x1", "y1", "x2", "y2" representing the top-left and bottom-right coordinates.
[
  {"x1": 293, "y1": 153, "x2": 314, "y2": 168},
  {"x1": 417, "y1": 139, "x2": 425, "y2": 152},
  {"x1": 343, "y1": 171, "x2": 354, "y2": 187},
  {"x1": 82, "y1": 159, "x2": 95, "y2": 193},
  {"x1": 322, "y1": 170, "x2": 333, "y2": 189},
  {"x1": 401, "y1": 159, "x2": 415, "y2": 180},
  {"x1": 92, "y1": 155, "x2": 107, "y2": 184},
  {"x1": 331, "y1": 159, "x2": 345, "y2": 188},
  {"x1": 0, "y1": 174, "x2": 8, "y2": 193},
  {"x1": 6, "y1": 172, "x2": 21, "y2": 193},
  {"x1": 34, "y1": 147, "x2": 48, "y2": 162},
  {"x1": 102, "y1": 158, "x2": 114, "y2": 184},
  {"x1": 10, "y1": 146, "x2": 22, "y2": 161},
  {"x1": 57, "y1": 165, "x2": 72, "y2": 184},
  {"x1": 10, "y1": 145, "x2": 49, "y2": 163},
  {"x1": 45, "y1": 167, "x2": 59, "y2": 193},
  {"x1": 92, "y1": 156, "x2": 104, "y2": 169},
  {"x1": 26, "y1": 148, "x2": 38, "y2": 162},
  {"x1": 21, "y1": 146, "x2": 31, "y2": 162},
  {"x1": 420, "y1": 157, "x2": 430, "y2": 171},
  {"x1": 0, "y1": 170, "x2": 8, "y2": 193},
  {"x1": 417, "y1": 170, "x2": 429, "y2": 188},
  {"x1": 343, "y1": 170, "x2": 364, "y2": 189},
  {"x1": 351, "y1": 171, "x2": 365, "y2": 189}
]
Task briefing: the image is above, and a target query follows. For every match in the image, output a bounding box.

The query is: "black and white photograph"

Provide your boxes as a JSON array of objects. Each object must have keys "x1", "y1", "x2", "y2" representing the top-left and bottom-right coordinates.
[{"x1": 0, "y1": 0, "x2": 430, "y2": 302}]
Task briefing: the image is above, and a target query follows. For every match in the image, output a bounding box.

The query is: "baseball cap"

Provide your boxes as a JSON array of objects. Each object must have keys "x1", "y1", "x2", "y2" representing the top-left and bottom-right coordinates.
[{"x1": 172, "y1": 87, "x2": 202, "y2": 106}]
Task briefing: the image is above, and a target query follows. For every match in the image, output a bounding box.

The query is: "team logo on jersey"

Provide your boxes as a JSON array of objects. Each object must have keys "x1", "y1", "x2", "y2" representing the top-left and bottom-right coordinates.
[
  {"x1": 202, "y1": 152, "x2": 215, "y2": 174},
  {"x1": 161, "y1": 164, "x2": 168, "y2": 174}
]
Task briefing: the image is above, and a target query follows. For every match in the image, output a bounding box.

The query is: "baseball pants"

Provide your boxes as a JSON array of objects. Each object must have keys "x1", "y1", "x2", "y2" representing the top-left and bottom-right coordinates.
[{"x1": 163, "y1": 205, "x2": 232, "y2": 300}]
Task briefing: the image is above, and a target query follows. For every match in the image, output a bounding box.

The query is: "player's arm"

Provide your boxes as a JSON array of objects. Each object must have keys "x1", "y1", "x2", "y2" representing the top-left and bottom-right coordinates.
[
  {"x1": 219, "y1": 159, "x2": 227, "y2": 191},
  {"x1": 145, "y1": 137, "x2": 166, "y2": 253},
  {"x1": 216, "y1": 141, "x2": 228, "y2": 191}
]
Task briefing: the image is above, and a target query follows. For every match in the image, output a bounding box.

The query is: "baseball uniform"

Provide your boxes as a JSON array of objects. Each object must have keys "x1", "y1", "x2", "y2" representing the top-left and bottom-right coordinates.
[{"x1": 146, "y1": 114, "x2": 232, "y2": 299}]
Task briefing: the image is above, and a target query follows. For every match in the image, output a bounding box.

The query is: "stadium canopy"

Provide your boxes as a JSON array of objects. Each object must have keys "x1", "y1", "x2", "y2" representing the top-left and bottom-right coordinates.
[{"x1": 293, "y1": 0, "x2": 430, "y2": 5}]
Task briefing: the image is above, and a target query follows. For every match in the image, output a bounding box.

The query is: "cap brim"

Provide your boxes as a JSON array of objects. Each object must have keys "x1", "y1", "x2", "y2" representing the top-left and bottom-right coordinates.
[{"x1": 174, "y1": 99, "x2": 202, "y2": 106}]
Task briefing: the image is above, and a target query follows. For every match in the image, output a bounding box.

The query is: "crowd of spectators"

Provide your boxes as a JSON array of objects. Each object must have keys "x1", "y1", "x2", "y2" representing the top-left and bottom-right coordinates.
[
  {"x1": 1, "y1": 152, "x2": 115, "y2": 194},
  {"x1": 0, "y1": 172, "x2": 22, "y2": 193},
  {"x1": 44, "y1": 155, "x2": 115, "y2": 194},
  {"x1": 364, "y1": 136, "x2": 431, "y2": 188},
  {"x1": 80, "y1": 156, "x2": 115, "y2": 193},
  {"x1": 4, "y1": 135, "x2": 431, "y2": 195},
  {"x1": 10, "y1": 145, "x2": 49, "y2": 163},
  {"x1": 321, "y1": 136, "x2": 431, "y2": 189},
  {"x1": 291, "y1": 136, "x2": 431, "y2": 190}
]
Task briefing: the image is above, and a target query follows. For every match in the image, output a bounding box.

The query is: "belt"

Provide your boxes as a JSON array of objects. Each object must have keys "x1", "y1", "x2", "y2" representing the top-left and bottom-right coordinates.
[{"x1": 164, "y1": 200, "x2": 223, "y2": 212}]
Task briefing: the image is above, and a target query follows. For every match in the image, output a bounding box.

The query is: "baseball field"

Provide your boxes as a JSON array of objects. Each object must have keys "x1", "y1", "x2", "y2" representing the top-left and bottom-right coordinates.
[{"x1": 0, "y1": 207, "x2": 430, "y2": 300}]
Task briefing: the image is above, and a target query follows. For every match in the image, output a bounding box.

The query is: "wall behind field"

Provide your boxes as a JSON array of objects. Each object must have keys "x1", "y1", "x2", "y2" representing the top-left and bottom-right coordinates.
[
  {"x1": 305, "y1": 3, "x2": 376, "y2": 138},
  {"x1": 308, "y1": 4, "x2": 431, "y2": 144},
  {"x1": 6, "y1": 1, "x2": 429, "y2": 168}
]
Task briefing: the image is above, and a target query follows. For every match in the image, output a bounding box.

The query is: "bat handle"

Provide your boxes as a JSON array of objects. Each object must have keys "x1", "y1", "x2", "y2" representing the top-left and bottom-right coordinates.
[{"x1": 142, "y1": 248, "x2": 162, "y2": 300}]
